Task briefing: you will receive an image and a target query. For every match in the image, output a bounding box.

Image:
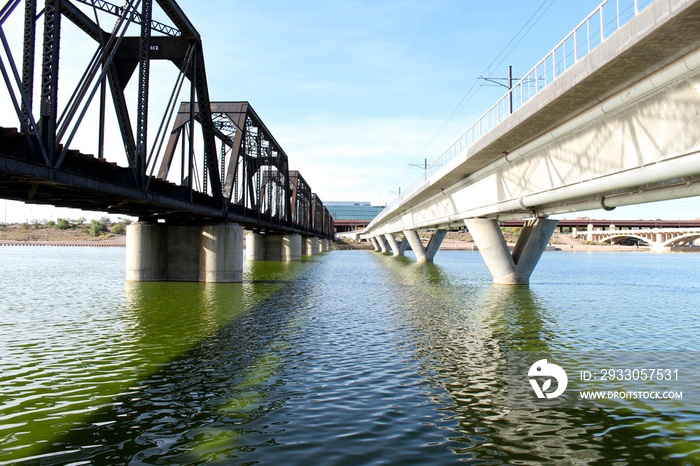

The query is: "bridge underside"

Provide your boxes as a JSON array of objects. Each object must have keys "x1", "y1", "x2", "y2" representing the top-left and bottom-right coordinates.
[
  {"x1": 371, "y1": 53, "x2": 700, "y2": 235},
  {"x1": 0, "y1": 128, "x2": 231, "y2": 223},
  {"x1": 363, "y1": 1, "x2": 700, "y2": 284},
  {"x1": 0, "y1": 119, "x2": 329, "y2": 235}
]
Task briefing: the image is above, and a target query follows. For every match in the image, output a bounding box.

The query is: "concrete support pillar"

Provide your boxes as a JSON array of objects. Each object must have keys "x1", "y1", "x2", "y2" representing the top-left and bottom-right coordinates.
[
  {"x1": 385, "y1": 234, "x2": 402, "y2": 256},
  {"x1": 399, "y1": 237, "x2": 410, "y2": 255},
  {"x1": 587, "y1": 223, "x2": 594, "y2": 242},
  {"x1": 404, "y1": 230, "x2": 426, "y2": 262},
  {"x1": 246, "y1": 233, "x2": 267, "y2": 261},
  {"x1": 126, "y1": 223, "x2": 166, "y2": 281},
  {"x1": 200, "y1": 223, "x2": 244, "y2": 282},
  {"x1": 426, "y1": 230, "x2": 447, "y2": 260},
  {"x1": 304, "y1": 236, "x2": 320, "y2": 255},
  {"x1": 247, "y1": 233, "x2": 302, "y2": 261},
  {"x1": 370, "y1": 237, "x2": 380, "y2": 251},
  {"x1": 126, "y1": 222, "x2": 244, "y2": 283},
  {"x1": 403, "y1": 229, "x2": 445, "y2": 263},
  {"x1": 376, "y1": 235, "x2": 389, "y2": 253},
  {"x1": 264, "y1": 234, "x2": 284, "y2": 260},
  {"x1": 283, "y1": 234, "x2": 302, "y2": 261},
  {"x1": 166, "y1": 226, "x2": 201, "y2": 281},
  {"x1": 465, "y1": 218, "x2": 558, "y2": 285}
]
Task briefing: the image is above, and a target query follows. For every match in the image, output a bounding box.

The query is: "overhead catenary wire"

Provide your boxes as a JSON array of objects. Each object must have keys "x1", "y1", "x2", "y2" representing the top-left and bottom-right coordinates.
[{"x1": 393, "y1": 0, "x2": 558, "y2": 193}]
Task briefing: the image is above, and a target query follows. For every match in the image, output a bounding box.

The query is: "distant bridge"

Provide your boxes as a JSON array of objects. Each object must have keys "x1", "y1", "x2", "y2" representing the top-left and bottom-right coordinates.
[
  {"x1": 363, "y1": 0, "x2": 700, "y2": 284},
  {"x1": 0, "y1": 0, "x2": 333, "y2": 282},
  {"x1": 576, "y1": 226, "x2": 700, "y2": 250},
  {"x1": 505, "y1": 218, "x2": 700, "y2": 250}
]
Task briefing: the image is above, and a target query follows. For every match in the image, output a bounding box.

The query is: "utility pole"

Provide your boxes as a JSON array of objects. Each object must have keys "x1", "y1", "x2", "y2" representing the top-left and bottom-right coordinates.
[
  {"x1": 409, "y1": 158, "x2": 427, "y2": 170},
  {"x1": 508, "y1": 65, "x2": 513, "y2": 114},
  {"x1": 478, "y1": 65, "x2": 516, "y2": 114}
]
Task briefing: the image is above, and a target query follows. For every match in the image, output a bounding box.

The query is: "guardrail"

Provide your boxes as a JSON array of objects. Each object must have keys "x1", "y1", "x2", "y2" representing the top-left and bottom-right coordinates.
[{"x1": 376, "y1": 0, "x2": 654, "y2": 223}]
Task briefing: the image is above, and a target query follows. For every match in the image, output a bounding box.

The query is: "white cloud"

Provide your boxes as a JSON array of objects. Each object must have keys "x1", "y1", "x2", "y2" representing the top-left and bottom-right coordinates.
[{"x1": 270, "y1": 113, "x2": 450, "y2": 205}]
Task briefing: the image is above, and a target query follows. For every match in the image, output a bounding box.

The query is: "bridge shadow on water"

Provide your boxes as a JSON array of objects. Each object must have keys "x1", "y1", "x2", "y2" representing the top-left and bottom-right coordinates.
[
  {"x1": 15, "y1": 250, "x2": 699, "y2": 465},
  {"x1": 367, "y1": 251, "x2": 699, "y2": 465},
  {"x1": 26, "y1": 258, "x2": 319, "y2": 465}
]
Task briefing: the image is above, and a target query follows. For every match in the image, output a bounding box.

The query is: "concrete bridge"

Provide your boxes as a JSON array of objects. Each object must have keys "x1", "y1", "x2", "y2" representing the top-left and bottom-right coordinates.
[{"x1": 362, "y1": 0, "x2": 700, "y2": 284}]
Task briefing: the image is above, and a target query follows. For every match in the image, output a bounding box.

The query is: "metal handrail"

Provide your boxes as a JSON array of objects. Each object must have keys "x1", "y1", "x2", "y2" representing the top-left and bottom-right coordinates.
[{"x1": 376, "y1": 0, "x2": 654, "y2": 224}]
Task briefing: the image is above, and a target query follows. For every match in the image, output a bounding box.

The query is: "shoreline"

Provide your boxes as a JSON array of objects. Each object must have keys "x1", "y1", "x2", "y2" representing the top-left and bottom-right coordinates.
[
  {"x1": 0, "y1": 236, "x2": 126, "y2": 247},
  {"x1": 3, "y1": 237, "x2": 699, "y2": 253},
  {"x1": 341, "y1": 236, "x2": 700, "y2": 253}
]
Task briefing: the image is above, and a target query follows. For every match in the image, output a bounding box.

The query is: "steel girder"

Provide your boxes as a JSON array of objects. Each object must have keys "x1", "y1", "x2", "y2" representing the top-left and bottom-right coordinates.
[
  {"x1": 289, "y1": 170, "x2": 312, "y2": 230},
  {"x1": 159, "y1": 102, "x2": 300, "y2": 227},
  {"x1": 311, "y1": 193, "x2": 333, "y2": 237},
  {"x1": 0, "y1": 1, "x2": 333, "y2": 237},
  {"x1": 2, "y1": 0, "x2": 222, "y2": 197}
]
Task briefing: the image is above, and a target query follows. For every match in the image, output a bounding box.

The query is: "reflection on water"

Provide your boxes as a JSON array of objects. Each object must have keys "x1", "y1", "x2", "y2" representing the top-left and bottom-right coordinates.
[{"x1": 0, "y1": 247, "x2": 698, "y2": 464}]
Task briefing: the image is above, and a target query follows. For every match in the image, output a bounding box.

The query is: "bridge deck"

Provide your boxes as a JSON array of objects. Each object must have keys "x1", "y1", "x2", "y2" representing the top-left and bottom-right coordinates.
[{"x1": 375, "y1": 0, "x2": 700, "y2": 228}]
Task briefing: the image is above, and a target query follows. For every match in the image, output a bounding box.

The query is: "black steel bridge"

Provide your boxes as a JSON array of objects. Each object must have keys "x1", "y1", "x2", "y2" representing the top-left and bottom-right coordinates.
[{"x1": 0, "y1": 0, "x2": 333, "y2": 239}]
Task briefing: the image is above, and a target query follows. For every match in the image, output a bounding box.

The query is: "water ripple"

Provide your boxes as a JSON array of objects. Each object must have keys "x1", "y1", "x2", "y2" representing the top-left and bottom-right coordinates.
[{"x1": 1, "y1": 248, "x2": 699, "y2": 464}]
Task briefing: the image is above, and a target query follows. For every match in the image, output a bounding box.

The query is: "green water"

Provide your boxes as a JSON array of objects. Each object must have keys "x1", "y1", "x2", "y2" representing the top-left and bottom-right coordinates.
[{"x1": 0, "y1": 247, "x2": 698, "y2": 465}]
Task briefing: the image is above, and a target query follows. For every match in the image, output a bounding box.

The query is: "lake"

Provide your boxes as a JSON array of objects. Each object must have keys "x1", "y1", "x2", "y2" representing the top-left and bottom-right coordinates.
[{"x1": 0, "y1": 246, "x2": 698, "y2": 465}]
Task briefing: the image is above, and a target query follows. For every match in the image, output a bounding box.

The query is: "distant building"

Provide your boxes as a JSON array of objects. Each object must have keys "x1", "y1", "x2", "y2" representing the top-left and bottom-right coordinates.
[{"x1": 326, "y1": 201, "x2": 384, "y2": 233}]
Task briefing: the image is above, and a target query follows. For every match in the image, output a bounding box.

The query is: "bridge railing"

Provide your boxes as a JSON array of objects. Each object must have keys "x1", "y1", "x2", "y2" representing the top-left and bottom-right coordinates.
[{"x1": 379, "y1": 0, "x2": 655, "y2": 220}]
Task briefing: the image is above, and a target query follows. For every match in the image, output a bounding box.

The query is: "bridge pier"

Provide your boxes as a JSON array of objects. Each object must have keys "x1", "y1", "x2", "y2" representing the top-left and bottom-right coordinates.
[
  {"x1": 465, "y1": 218, "x2": 558, "y2": 285},
  {"x1": 320, "y1": 238, "x2": 332, "y2": 252},
  {"x1": 304, "y1": 236, "x2": 320, "y2": 255},
  {"x1": 247, "y1": 233, "x2": 303, "y2": 261},
  {"x1": 126, "y1": 222, "x2": 244, "y2": 283},
  {"x1": 286, "y1": 234, "x2": 303, "y2": 259},
  {"x1": 403, "y1": 229, "x2": 446, "y2": 263},
  {"x1": 376, "y1": 236, "x2": 389, "y2": 253},
  {"x1": 385, "y1": 234, "x2": 408, "y2": 256},
  {"x1": 370, "y1": 237, "x2": 381, "y2": 251}
]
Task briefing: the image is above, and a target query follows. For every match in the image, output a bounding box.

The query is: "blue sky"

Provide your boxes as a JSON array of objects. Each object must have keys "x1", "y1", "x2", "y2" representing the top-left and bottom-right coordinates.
[{"x1": 1, "y1": 0, "x2": 698, "y2": 223}]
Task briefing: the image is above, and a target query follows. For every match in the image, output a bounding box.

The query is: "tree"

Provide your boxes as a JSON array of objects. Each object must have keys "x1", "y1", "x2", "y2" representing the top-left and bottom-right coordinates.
[{"x1": 90, "y1": 218, "x2": 108, "y2": 237}]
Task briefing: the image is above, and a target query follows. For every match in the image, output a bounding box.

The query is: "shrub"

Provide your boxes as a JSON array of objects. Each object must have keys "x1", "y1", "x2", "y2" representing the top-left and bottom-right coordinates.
[
  {"x1": 111, "y1": 223, "x2": 126, "y2": 235},
  {"x1": 90, "y1": 218, "x2": 108, "y2": 236}
]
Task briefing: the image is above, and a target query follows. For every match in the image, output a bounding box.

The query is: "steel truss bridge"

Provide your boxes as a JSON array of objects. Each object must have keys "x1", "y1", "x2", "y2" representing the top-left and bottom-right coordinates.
[{"x1": 0, "y1": 0, "x2": 333, "y2": 238}]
